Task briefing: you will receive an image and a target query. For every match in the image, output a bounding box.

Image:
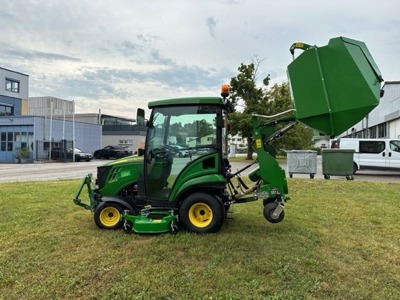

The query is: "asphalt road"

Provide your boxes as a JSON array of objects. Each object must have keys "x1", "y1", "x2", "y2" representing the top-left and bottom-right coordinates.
[{"x1": 0, "y1": 156, "x2": 399, "y2": 183}]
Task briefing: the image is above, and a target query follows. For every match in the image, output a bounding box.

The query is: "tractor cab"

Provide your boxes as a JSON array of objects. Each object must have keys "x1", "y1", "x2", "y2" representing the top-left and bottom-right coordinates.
[{"x1": 138, "y1": 97, "x2": 228, "y2": 204}]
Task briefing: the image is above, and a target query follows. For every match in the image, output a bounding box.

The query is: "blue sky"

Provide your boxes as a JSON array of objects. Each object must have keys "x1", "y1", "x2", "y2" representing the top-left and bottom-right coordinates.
[{"x1": 1, "y1": 0, "x2": 399, "y2": 117}]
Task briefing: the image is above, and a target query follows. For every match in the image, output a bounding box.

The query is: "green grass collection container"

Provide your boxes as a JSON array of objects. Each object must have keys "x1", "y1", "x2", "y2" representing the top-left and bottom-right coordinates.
[
  {"x1": 322, "y1": 149, "x2": 355, "y2": 180},
  {"x1": 287, "y1": 37, "x2": 383, "y2": 136}
]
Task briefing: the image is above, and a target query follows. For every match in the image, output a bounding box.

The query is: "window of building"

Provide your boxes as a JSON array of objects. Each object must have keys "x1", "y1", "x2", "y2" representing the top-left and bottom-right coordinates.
[
  {"x1": 5, "y1": 78, "x2": 20, "y2": 93},
  {"x1": 369, "y1": 126, "x2": 376, "y2": 138},
  {"x1": 119, "y1": 140, "x2": 133, "y2": 146},
  {"x1": 378, "y1": 123, "x2": 387, "y2": 138},
  {"x1": 0, "y1": 131, "x2": 13, "y2": 152},
  {"x1": 0, "y1": 104, "x2": 13, "y2": 116}
]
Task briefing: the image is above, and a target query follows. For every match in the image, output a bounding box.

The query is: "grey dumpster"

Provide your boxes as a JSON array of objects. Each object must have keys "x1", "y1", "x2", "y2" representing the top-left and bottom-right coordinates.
[{"x1": 287, "y1": 150, "x2": 318, "y2": 179}]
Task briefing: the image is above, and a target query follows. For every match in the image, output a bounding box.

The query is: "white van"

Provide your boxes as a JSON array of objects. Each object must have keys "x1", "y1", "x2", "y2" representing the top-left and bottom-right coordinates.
[{"x1": 336, "y1": 138, "x2": 400, "y2": 173}]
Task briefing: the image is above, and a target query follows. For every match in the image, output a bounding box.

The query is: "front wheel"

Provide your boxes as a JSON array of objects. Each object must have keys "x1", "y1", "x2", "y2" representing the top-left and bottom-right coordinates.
[
  {"x1": 263, "y1": 202, "x2": 285, "y2": 224},
  {"x1": 94, "y1": 202, "x2": 124, "y2": 229},
  {"x1": 179, "y1": 193, "x2": 224, "y2": 233}
]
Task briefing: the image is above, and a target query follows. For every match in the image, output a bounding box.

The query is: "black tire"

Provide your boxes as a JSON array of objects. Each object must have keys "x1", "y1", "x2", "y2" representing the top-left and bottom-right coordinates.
[
  {"x1": 179, "y1": 193, "x2": 224, "y2": 233},
  {"x1": 353, "y1": 162, "x2": 358, "y2": 174},
  {"x1": 289, "y1": 173, "x2": 293, "y2": 178},
  {"x1": 263, "y1": 197, "x2": 276, "y2": 206},
  {"x1": 75, "y1": 157, "x2": 81, "y2": 162},
  {"x1": 324, "y1": 175, "x2": 330, "y2": 180},
  {"x1": 170, "y1": 224, "x2": 179, "y2": 234},
  {"x1": 263, "y1": 202, "x2": 285, "y2": 224},
  {"x1": 123, "y1": 221, "x2": 133, "y2": 234},
  {"x1": 94, "y1": 152, "x2": 101, "y2": 159},
  {"x1": 94, "y1": 202, "x2": 124, "y2": 229}
]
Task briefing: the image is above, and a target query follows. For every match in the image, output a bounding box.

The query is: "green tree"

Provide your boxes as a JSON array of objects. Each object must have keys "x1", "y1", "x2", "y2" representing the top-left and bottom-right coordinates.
[
  {"x1": 228, "y1": 60, "x2": 313, "y2": 159},
  {"x1": 228, "y1": 60, "x2": 270, "y2": 159},
  {"x1": 267, "y1": 83, "x2": 314, "y2": 153}
]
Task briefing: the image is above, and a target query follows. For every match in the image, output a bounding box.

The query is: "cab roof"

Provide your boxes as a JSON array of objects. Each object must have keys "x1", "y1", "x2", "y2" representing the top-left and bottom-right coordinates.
[{"x1": 148, "y1": 97, "x2": 223, "y2": 109}]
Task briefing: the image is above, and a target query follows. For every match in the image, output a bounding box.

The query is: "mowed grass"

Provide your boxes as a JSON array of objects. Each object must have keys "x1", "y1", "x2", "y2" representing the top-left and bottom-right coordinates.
[{"x1": 0, "y1": 178, "x2": 399, "y2": 299}]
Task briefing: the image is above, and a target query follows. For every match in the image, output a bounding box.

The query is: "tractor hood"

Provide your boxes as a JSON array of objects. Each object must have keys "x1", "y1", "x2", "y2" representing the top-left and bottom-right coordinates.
[
  {"x1": 96, "y1": 155, "x2": 144, "y2": 195},
  {"x1": 99, "y1": 154, "x2": 144, "y2": 167}
]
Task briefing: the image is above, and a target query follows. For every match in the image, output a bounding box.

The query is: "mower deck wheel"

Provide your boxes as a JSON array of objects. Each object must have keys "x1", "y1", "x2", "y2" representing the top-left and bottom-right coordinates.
[{"x1": 263, "y1": 202, "x2": 285, "y2": 224}]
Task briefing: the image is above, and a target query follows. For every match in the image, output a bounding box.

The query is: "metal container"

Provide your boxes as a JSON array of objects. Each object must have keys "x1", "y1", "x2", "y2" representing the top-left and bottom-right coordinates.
[{"x1": 287, "y1": 150, "x2": 317, "y2": 179}]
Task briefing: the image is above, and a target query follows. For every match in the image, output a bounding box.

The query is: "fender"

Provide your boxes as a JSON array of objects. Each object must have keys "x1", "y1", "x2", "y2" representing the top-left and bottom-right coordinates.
[{"x1": 100, "y1": 196, "x2": 135, "y2": 211}]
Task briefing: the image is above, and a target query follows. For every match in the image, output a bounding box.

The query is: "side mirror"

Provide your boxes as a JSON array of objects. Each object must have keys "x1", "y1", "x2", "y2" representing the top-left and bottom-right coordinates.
[
  {"x1": 137, "y1": 108, "x2": 145, "y2": 126},
  {"x1": 137, "y1": 148, "x2": 145, "y2": 156}
]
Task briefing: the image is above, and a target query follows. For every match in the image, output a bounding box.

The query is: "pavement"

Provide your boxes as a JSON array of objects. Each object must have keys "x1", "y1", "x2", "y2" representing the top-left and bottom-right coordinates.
[{"x1": 0, "y1": 156, "x2": 399, "y2": 183}]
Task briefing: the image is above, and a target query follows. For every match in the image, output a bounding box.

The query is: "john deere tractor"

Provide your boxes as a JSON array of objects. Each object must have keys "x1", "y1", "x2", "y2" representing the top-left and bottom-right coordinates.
[{"x1": 74, "y1": 36, "x2": 383, "y2": 234}]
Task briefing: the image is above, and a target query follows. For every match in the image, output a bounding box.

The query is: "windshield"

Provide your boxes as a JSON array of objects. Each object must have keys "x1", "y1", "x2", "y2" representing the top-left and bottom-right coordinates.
[
  {"x1": 147, "y1": 105, "x2": 219, "y2": 154},
  {"x1": 390, "y1": 140, "x2": 400, "y2": 152},
  {"x1": 144, "y1": 104, "x2": 221, "y2": 199}
]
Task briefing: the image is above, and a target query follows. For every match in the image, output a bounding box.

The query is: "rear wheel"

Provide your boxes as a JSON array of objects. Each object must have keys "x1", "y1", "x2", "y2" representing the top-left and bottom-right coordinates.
[
  {"x1": 94, "y1": 202, "x2": 124, "y2": 229},
  {"x1": 94, "y1": 152, "x2": 101, "y2": 159},
  {"x1": 179, "y1": 193, "x2": 224, "y2": 233}
]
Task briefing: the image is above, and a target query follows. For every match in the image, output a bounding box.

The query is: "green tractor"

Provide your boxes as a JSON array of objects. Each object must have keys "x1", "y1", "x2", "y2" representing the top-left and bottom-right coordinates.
[
  {"x1": 74, "y1": 90, "x2": 292, "y2": 234},
  {"x1": 74, "y1": 36, "x2": 383, "y2": 234}
]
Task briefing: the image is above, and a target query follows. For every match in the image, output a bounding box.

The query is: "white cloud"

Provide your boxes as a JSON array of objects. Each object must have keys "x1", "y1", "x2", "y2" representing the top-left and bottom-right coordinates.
[{"x1": 1, "y1": 0, "x2": 399, "y2": 117}]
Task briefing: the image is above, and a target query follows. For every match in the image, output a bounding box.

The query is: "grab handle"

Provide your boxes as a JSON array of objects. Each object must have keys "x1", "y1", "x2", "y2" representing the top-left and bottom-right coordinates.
[{"x1": 289, "y1": 42, "x2": 313, "y2": 59}]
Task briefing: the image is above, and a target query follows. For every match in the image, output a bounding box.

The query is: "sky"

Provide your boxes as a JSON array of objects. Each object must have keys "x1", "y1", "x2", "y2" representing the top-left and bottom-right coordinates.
[{"x1": 1, "y1": 0, "x2": 399, "y2": 118}]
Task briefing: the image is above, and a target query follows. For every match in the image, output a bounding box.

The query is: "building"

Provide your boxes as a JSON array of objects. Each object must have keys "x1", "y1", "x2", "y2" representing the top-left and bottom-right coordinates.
[
  {"x1": 29, "y1": 96, "x2": 146, "y2": 151},
  {"x1": 0, "y1": 116, "x2": 101, "y2": 162},
  {"x1": 0, "y1": 67, "x2": 29, "y2": 116},
  {"x1": 28, "y1": 96, "x2": 75, "y2": 116},
  {"x1": 338, "y1": 81, "x2": 400, "y2": 139},
  {"x1": 0, "y1": 68, "x2": 101, "y2": 163},
  {"x1": 60, "y1": 113, "x2": 146, "y2": 152}
]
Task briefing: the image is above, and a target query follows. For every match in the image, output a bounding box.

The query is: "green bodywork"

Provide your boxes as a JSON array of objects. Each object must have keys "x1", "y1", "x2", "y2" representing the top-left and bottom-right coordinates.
[
  {"x1": 123, "y1": 209, "x2": 177, "y2": 234},
  {"x1": 287, "y1": 36, "x2": 383, "y2": 136},
  {"x1": 98, "y1": 155, "x2": 144, "y2": 196},
  {"x1": 148, "y1": 97, "x2": 223, "y2": 108}
]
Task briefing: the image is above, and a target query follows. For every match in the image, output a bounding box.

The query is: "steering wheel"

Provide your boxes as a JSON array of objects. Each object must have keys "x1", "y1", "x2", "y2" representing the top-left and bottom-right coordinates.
[{"x1": 147, "y1": 147, "x2": 171, "y2": 163}]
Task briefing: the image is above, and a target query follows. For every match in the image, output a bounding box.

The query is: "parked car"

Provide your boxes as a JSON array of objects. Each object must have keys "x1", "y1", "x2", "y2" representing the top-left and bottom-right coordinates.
[
  {"x1": 93, "y1": 145, "x2": 133, "y2": 159},
  {"x1": 336, "y1": 138, "x2": 400, "y2": 173},
  {"x1": 174, "y1": 145, "x2": 190, "y2": 157},
  {"x1": 164, "y1": 145, "x2": 190, "y2": 158},
  {"x1": 51, "y1": 147, "x2": 93, "y2": 162}
]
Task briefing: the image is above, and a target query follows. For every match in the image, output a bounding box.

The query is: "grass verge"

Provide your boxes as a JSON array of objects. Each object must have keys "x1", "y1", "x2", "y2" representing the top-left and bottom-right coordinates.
[{"x1": 0, "y1": 179, "x2": 399, "y2": 299}]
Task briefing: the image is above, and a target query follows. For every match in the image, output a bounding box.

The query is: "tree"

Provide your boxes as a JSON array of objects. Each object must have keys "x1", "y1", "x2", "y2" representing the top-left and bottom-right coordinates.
[
  {"x1": 228, "y1": 60, "x2": 270, "y2": 159},
  {"x1": 228, "y1": 60, "x2": 313, "y2": 159},
  {"x1": 266, "y1": 83, "x2": 314, "y2": 152}
]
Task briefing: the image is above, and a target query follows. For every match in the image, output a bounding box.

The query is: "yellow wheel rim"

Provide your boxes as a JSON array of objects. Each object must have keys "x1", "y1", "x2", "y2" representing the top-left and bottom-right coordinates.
[
  {"x1": 99, "y1": 207, "x2": 120, "y2": 227},
  {"x1": 188, "y1": 202, "x2": 213, "y2": 228}
]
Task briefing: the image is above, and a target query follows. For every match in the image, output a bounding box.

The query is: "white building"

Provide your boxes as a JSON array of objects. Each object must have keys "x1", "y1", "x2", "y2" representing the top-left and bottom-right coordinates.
[{"x1": 338, "y1": 81, "x2": 400, "y2": 139}]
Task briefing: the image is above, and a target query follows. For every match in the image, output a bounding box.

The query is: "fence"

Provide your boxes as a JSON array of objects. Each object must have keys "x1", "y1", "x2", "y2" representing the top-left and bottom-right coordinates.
[{"x1": 36, "y1": 139, "x2": 74, "y2": 162}]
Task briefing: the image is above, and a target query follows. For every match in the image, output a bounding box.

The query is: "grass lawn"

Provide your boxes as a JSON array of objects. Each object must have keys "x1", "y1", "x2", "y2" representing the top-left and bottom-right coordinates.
[{"x1": 0, "y1": 178, "x2": 399, "y2": 299}]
